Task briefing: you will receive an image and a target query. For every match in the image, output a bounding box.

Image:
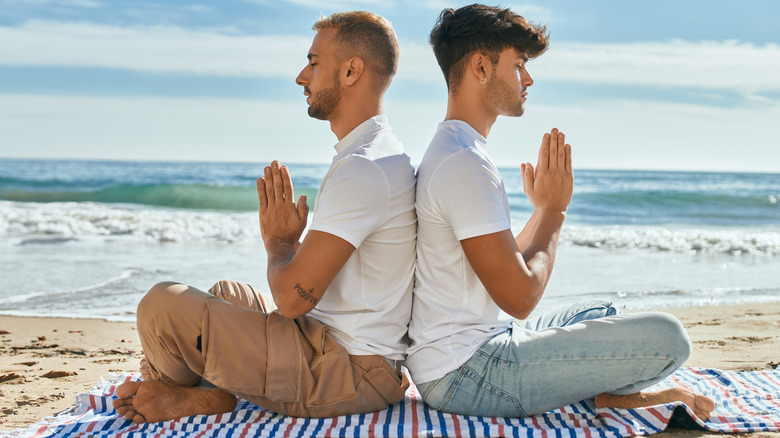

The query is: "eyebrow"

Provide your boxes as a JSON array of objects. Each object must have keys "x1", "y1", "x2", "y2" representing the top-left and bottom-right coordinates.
[{"x1": 307, "y1": 53, "x2": 319, "y2": 60}]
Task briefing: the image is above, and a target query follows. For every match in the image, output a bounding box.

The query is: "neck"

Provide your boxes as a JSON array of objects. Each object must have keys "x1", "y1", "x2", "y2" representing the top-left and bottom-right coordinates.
[
  {"x1": 329, "y1": 94, "x2": 384, "y2": 141},
  {"x1": 443, "y1": 86, "x2": 497, "y2": 138}
]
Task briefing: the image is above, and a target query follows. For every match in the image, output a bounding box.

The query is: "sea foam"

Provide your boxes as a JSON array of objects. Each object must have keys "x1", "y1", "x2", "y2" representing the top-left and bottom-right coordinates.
[
  {"x1": 563, "y1": 225, "x2": 780, "y2": 256},
  {"x1": 0, "y1": 200, "x2": 259, "y2": 244}
]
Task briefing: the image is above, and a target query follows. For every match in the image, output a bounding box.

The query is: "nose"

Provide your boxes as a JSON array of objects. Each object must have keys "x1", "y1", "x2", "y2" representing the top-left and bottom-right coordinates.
[
  {"x1": 296, "y1": 66, "x2": 308, "y2": 87},
  {"x1": 522, "y1": 68, "x2": 534, "y2": 87}
]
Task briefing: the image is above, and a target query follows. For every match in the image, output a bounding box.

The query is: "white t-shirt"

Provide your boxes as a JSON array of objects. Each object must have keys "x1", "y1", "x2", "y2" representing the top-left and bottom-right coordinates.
[
  {"x1": 307, "y1": 115, "x2": 416, "y2": 361},
  {"x1": 406, "y1": 120, "x2": 514, "y2": 384}
]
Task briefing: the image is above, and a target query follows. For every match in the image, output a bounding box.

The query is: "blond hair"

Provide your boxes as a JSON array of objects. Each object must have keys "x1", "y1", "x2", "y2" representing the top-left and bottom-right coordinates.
[{"x1": 314, "y1": 11, "x2": 399, "y2": 90}]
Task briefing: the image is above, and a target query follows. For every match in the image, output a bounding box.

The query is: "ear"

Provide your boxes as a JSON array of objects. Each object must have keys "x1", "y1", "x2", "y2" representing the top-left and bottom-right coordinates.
[
  {"x1": 343, "y1": 57, "x2": 364, "y2": 86},
  {"x1": 468, "y1": 52, "x2": 490, "y2": 84}
]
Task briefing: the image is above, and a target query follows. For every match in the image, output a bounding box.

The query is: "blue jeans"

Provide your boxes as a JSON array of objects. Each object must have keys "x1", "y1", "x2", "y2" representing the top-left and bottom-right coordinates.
[{"x1": 415, "y1": 300, "x2": 691, "y2": 417}]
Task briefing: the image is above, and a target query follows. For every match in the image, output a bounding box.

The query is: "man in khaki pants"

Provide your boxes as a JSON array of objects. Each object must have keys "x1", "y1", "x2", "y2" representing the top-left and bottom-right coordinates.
[{"x1": 113, "y1": 11, "x2": 415, "y2": 423}]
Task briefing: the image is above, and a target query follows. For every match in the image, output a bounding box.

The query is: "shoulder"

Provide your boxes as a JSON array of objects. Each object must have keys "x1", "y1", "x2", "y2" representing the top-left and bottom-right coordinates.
[
  {"x1": 338, "y1": 126, "x2": 414, "y2": 185},
  {"x1": 420, "y1": 144, "x2": 499, "y2": 192}
]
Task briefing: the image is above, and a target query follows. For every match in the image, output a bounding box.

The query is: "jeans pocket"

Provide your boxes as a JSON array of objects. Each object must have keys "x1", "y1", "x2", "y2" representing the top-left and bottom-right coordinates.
[{"x1": 438, "y1": 367, "x2": 525, "y2": 418}]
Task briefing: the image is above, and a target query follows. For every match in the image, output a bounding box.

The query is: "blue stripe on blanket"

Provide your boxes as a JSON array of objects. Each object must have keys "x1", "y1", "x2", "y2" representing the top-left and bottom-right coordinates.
[{"x1": 8, "y1": 367, "x2": 780, "y2": 437}]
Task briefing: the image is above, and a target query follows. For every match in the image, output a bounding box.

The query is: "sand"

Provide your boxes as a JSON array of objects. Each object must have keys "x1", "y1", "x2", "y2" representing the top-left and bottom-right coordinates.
[{"x1": 1, "y1": 301, "x2": 779, "y2": 436}]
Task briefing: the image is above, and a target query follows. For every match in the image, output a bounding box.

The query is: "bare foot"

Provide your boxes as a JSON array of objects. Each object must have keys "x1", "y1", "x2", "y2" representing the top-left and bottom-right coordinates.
[
  {"x1": 595, "y1": 388, "x2": 716, "y2": 420},
  {"x1": 112, "y1": 380, "x2": 237, "y2": 423},
  {"x1": 139, "y1": 358, "x2": 152, "y2": 381}
]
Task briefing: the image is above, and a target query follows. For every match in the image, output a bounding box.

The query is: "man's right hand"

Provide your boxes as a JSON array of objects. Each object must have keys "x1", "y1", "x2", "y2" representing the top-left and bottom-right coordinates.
[
  {"x1": 257, "y1": 161, "x2": 309, "y2": 253},
  {"x1": 522, "y1": 128, "x2": 573, "y2": 214}
]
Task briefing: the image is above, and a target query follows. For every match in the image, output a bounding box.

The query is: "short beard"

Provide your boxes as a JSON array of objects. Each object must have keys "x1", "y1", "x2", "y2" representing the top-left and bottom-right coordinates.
[
  {"x1": 307, "y1": 72, "x2": 341, "y2": 121},
  {"x1": 486, "y1": 73, "x2": 525, "y2": 117}
]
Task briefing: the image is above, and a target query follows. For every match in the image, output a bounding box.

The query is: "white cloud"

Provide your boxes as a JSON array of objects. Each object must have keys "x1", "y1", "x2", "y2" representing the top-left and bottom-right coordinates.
[
  {"x1": 487, "y1": 98, "x2": 780, "y2": 172},
  {"x1": 2, "y1": 93, "x2": 779, "y2": 172},
  {"x1": 0, "y1": 20, "x2": 311, "y2": 78},
  {"x1": 0, "y1": 93, "x2": 334, "y2": 163},
  {"x1": 533, "y1": 40, "x2": 780, "y2": 95},
  {"x1": 2, "y1": 20, "x2": 780, "y2": 99},
  {"x1": 400, "y1": 38, "x2": 780, "y2": 96}
]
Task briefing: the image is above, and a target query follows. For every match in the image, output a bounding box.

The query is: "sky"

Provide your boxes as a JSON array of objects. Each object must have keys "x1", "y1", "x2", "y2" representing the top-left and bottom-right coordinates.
[{"x1": 1, "y1": 0, "x2": 779, "y2": 172}]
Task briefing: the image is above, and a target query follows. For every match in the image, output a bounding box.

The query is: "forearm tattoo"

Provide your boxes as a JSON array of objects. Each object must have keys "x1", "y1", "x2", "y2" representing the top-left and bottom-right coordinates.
[{"x1": 294, "y1": 283, "x2": 319, "y2": 305}]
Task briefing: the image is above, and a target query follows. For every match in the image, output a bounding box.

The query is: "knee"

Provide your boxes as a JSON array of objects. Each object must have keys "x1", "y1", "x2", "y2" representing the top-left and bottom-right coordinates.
[
  {"x1": 644, "y1": 312, "x2": 692, "y2": 366},
  {"x1": 138, "y1": 281, "x2": 185, "y2": 321},
  {"x1": 207, "y1": 280, "x2": 232, "y2": 301}
]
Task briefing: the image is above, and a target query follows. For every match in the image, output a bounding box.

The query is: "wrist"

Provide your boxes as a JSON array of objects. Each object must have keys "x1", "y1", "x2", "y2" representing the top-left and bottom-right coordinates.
[
  {"x1": 264, "y1": 236, "x2": 297, "y2": 258},
  {"x1": 536, "y1": 208, "x2": 567, "y2": 229}
]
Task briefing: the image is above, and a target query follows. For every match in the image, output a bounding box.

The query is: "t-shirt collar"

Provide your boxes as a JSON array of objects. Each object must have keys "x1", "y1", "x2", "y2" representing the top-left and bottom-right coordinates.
[
  {"x1": 440, "y1": 119, "x2": 488, "y2": 150},
  {"x1": 333, "y1": 115, "x2": 389, "y2": 157}
]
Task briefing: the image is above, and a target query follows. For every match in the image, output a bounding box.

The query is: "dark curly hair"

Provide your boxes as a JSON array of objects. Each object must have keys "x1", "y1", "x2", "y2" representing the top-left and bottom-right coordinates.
[{"x1": 430, "y1": 4, "x2": 549, "y2": 92}]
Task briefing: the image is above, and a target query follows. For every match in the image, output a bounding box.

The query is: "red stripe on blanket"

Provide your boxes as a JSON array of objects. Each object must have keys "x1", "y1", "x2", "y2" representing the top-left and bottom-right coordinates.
[
  {"x1": 450, "y1": 413, "x2": 462, "y2": 438},
  {"x1": 646, "y1": 406, "x2": 668, "y2": 423},
  {"x1": 368, "y1": 409, "x2": 380, "y2": 437},
  {"x1": 283, "y1": 416, "x2": 298, "y2": 437},
  {"x1": 600, "y1": 411, "x2": 636, "y2": 436}
]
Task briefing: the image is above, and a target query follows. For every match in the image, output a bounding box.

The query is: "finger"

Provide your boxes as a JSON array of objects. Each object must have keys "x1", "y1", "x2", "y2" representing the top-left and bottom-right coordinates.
[
  {"x1": 564, "y1": 144, "x2": 572, "y2": 173},
  {"x1": 297, "y1": 195, "x2": 309, "y2": 221},
  {"x1": 522, "y1": 162, "x2": 535, "y2": 197},
  {"x1": 270, "y1": 161, "x2": 285, "y2": 202},
  {"x1": 263, "y1": 166, "x2": 275, "y2": 204},
  {"x1": 538, "y1": 133, "x2": 550, "y2": 171},
  {"x1": 256, "y1": 178, "x2": 268, "y2": 210},
  {"x1": 557, "y1": 131, "x2": 566, "y2": 170},
  {"x1": 281, "y1": 166, "x2": 294, "y2": 204},
  {"x1": 548, "y1": 128, "x2": 559, "y2": 169}
]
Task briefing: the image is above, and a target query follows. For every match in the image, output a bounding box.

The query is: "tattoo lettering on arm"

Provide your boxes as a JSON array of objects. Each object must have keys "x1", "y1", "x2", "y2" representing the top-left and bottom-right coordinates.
[{"x1": 293, "y1": 283, "x2": 319, "y2": 305}]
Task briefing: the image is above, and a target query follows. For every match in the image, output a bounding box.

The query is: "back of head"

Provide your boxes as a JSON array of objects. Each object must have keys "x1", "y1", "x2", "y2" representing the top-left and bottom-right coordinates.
[
  {"x1": 314, "y1": 11, "x2": 399, "y2": 91},
  {"x1": 430, "y1": 3, "x2": 549, "y2": 92}
]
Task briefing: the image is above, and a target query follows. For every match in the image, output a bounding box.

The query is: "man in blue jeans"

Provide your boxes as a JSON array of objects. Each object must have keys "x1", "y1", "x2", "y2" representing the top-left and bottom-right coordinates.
[{"x1": 406, "y1": 4, "x2": 715, "y2": 419}]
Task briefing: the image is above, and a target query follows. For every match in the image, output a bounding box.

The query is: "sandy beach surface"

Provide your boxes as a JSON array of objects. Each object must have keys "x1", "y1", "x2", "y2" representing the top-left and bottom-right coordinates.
[{"x1": 2, "y1": 301, "x2": 779, "y2": 437}]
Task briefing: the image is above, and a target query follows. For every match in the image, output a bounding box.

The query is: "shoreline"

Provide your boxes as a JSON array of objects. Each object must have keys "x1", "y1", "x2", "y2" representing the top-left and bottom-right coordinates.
[{"x1": 2, "y1": 301, "x2": 779, "y2": 434}]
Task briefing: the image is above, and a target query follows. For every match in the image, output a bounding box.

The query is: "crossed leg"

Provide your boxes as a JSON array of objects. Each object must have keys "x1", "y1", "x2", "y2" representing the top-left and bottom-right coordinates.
[
  {"x1": 112, "y1": 380, "x2": 237, "y2": 424},
  {"x1": 113, "y1": 280, "x2": 272, "y2": 423},
  {"x1": 596, "y1": 388, "x2": 716, "y2": 420}
]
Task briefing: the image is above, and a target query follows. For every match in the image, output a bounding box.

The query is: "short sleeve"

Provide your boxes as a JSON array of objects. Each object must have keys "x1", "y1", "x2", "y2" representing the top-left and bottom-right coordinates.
[
  {"x1": 309, "y1": 157, "x2": 388, "y2": 248},
  {"x1": 429, "y1": 150, "x2": 510, "y2": 241}
]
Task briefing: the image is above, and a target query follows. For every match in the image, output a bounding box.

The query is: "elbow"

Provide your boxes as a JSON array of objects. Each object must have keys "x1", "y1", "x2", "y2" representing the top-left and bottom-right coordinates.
[
  {"x1": 507, "y1": 300, "x2": 535, "y2": 320},
  {"x1": 496, "y1": 281, "x2": 545, "y2": 320},
  {"x1": 276, "y1": 305, "x2": 307, "y2": 319},
  {"x1": 512, "y1": 307, "x2": 534, "y2": 320},
  {"x1": 271, "y1": 282, "x2": 318, "y2": 319},
  {"x1": 273, "y1": 296, "x2": 313, "y2": 319}
]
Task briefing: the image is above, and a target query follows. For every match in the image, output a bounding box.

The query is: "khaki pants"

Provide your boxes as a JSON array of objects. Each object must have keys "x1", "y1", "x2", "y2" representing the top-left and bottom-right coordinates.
[{"x1": 137, "y1": 280, "x2": 408, "y2": 418}]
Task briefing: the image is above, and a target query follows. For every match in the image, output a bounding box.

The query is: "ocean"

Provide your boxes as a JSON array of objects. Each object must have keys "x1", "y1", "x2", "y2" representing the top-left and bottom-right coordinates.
[{"x1": 1, "y1": 158, "x2": 778, "y2": 321}]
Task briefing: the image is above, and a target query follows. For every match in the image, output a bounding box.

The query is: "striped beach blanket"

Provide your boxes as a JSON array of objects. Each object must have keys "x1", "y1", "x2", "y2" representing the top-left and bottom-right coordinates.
[{"x1": 6, "y1": 367, "x2": 780, "y2": 437}]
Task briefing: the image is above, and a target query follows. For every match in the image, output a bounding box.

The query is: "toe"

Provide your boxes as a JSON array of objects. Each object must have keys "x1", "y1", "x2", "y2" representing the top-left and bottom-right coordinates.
[
  {"x1": 132, "y1": 413, "x2": 147, "y2": 424},
  {"x1": 115, "y1": 381, "x2": 141, "y2": 399}
]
